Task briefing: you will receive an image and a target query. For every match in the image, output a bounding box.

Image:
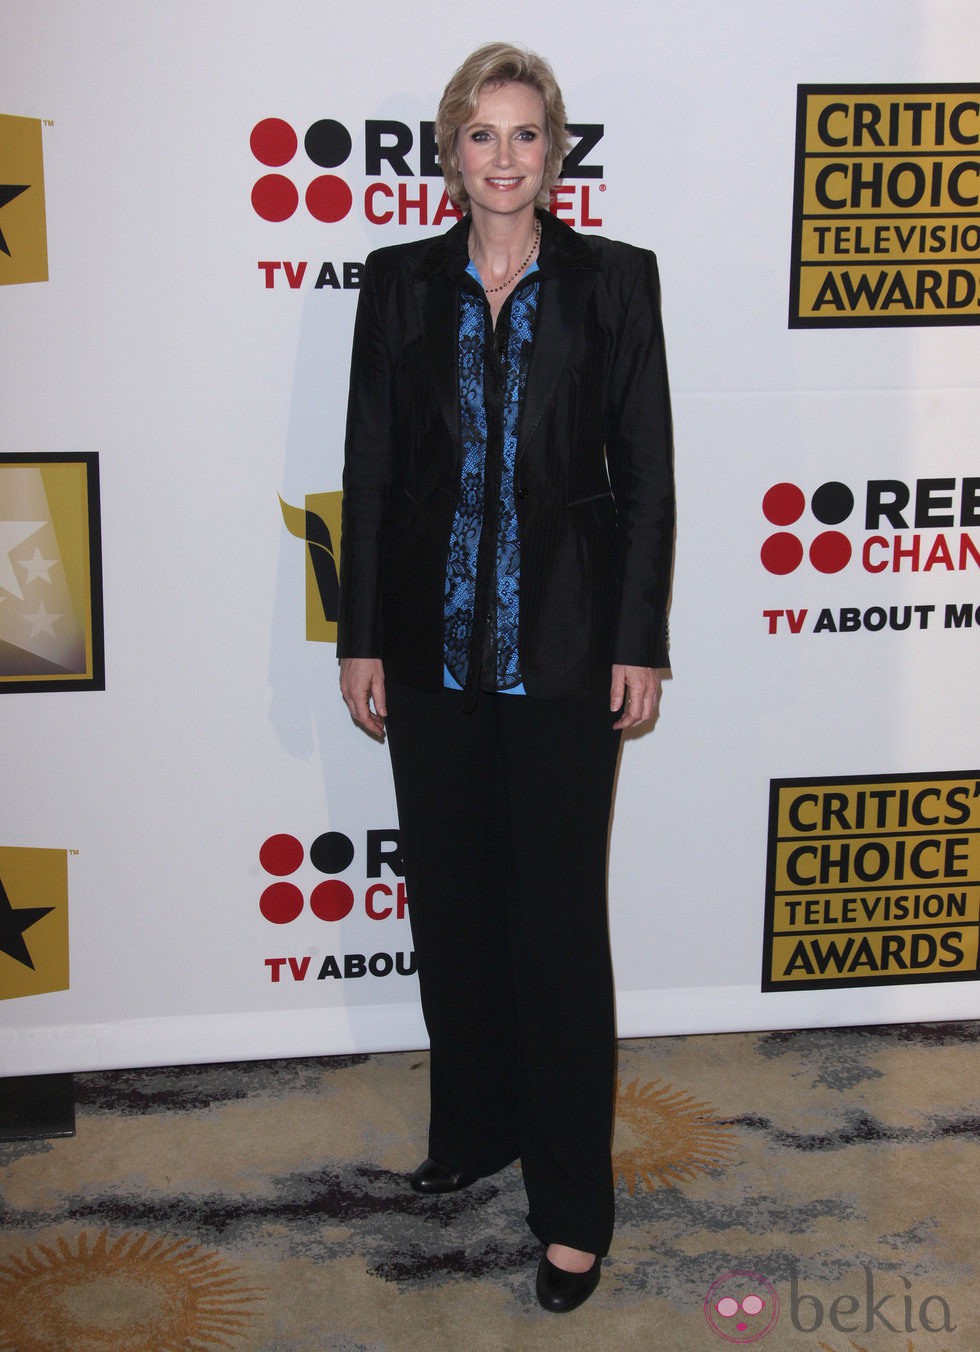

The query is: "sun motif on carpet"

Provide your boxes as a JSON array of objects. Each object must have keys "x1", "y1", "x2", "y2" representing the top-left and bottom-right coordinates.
[
  {"x1": 0, "y1": 1229, "x2": 262, "y2": 1351},
  {"x1": 613, "y1": 1077, "x2": 738, "y2": 1193}
]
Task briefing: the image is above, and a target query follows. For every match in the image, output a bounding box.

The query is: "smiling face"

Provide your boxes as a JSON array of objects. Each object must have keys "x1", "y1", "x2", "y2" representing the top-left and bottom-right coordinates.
[
  {"x1": 456, "y1": 81, "x2": 548, "y2": 221},
  {"x1": 703, "y1": 1271, "x2": 781, "y2": 1344}
]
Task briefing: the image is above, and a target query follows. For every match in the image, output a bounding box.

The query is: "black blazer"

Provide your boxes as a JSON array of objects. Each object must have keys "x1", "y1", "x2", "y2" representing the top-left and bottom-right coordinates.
[{"x1": 338, "y1": 208, "x2": 674, "y2": 699}]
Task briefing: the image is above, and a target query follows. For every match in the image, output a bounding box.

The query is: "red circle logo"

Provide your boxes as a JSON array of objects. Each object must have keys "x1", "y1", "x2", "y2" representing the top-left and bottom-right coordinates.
[
  {"x1": 762, "y1": 483, "x2": 805, "y2": 527},
  {"x1": 310, "y1": 880, "x2": 356, "y2": 922},
  {"x1": 306, "y1": 174, "x2": 354, "y2": 223},
  {"x1": 250, "y1": 118, "x2": 298, "y2": 167},
  {"x1": 761, "y1": 482, "x2": 858, "y2": 574},
  {"x1": 809, "y1": 531, "x2": 852, "y2": 574},
  {"x1": 760, "y1": 532, "x2": 804, "y2": 575},
  {"x1": 251, "y1": 174, "x2": 299, "y2": 222},
  {"x1": 259, "y1": 834, "x2": 304, "y2": 876},
  {"x1": 260, "y1": 882, "x2": 305, "y2": 925}
]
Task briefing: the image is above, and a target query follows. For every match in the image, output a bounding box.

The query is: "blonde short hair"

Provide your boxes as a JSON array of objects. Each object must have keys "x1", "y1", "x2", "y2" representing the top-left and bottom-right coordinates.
[{"x1": 435, "y1": 43, "x2": 570, "y2": 209}]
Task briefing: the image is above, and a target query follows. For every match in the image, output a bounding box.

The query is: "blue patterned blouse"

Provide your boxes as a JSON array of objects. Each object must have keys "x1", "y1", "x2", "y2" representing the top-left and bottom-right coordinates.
[{"x1": 443, "y1": 259, "x2": 540, "y2": 694}]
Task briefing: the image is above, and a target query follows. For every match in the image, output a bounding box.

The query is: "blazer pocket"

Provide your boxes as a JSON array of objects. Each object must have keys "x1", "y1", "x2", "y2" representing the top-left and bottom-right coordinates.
[
  {"x1": 387, "y1": 487, "x2": 420, "y2": 536},
  {"x1": 567, "y1": 491, "x2": 617, "y2": 531}
]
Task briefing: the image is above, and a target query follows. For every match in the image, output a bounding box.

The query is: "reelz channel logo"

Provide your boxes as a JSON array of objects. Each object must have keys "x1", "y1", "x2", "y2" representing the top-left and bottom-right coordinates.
[
  {"x1": 258, "y1": 829, "x2": 416, "y2": 985},
  {"x1": 761, "y1": 474, "x2": 980, "y2": 636},
  {"x1": 251, "y1": 114, "x2": 606, "y2": 291}
]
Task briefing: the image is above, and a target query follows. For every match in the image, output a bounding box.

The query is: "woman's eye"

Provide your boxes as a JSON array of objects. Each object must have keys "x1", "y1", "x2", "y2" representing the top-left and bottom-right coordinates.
[
  {"x1": 517, "y1": 130, "x2": 538, "y2": 142},
  {"x1": 470, "y1": 130, "x2": 491, "y2": 142}
]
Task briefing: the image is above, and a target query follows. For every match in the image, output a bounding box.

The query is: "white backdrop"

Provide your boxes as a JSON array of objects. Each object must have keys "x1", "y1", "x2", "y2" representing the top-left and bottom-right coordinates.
[{"x1": 1, "y1": 0, "x2": 978, "y2": 1075}]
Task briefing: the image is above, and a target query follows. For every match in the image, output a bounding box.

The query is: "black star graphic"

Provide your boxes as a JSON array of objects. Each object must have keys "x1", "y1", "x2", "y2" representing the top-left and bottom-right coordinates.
[
  {"x1": 0, "y1": 184, "x2": 29, "y2": 257},
  {"x1": 0, "y1": 871, "x2": 53, "y2": 970}
]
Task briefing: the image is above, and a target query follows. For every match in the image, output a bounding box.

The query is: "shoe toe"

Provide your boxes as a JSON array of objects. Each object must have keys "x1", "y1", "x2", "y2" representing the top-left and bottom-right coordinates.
[
  {"x1": 535, "y1": 1252, "x2": 601, "y2": 1313},
  {"x1": 409, "y1": 1158, "x2": 472, "y2": 1194}
]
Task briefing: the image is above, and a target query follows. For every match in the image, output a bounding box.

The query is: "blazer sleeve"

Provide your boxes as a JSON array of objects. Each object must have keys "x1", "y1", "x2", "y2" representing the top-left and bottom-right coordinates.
[
  {"x1": 337, "y1": 253, "x2": 395, "y2": 659},
  {"x1": 605, "y1": 249, "x2": 675, "y2": 670}
]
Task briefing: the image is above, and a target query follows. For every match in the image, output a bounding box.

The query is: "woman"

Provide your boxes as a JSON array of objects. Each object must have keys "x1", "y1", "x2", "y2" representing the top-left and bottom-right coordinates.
[{"x1": 339, "y1": 42, "x2": 674, "y2": 1313}]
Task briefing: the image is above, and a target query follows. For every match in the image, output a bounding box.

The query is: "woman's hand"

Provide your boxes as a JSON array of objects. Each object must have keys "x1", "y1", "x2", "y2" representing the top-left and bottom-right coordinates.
[
  {"x1": 339, "y1": 657, "x2": 387, "y2": 740},
  {"x1": 610, "y1": 664, "x2": 661, "y2": 730}
]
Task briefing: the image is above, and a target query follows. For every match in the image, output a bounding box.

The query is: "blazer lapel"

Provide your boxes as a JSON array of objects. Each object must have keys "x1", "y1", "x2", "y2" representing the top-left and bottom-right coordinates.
[
  {"x1": 518, "y1": 268, "x2": 595, "y2": 456},
  {"x1": 415, "y1": 270, "x2": 461, "y2": 454},
  {"x1": 408, "y1": 210, "x2": 597, "y2": 464},
  {"x1": 411, "y1": 216, "x2": 470, "y2": 458},
  {"x1": 517, "y1": 209, "x2": 598, "y2": 458}
]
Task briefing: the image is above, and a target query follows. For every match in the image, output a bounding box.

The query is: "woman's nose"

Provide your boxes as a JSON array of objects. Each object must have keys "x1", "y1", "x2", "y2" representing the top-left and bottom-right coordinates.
[{"x1": 494, "y1": 140, "x2": 514, "y2": 168}]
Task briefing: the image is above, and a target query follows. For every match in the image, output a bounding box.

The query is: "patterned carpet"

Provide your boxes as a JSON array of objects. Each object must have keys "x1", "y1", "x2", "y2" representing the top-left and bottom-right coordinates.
[{"x1": 0, "y1": 1022, "x2": 977, "y2": 1350}]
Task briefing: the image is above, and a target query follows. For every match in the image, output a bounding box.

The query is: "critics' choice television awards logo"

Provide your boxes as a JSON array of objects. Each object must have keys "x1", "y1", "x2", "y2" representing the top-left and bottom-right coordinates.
[
  {"x1": 790, "y1": 84, "x2": 980, "y2": 325},
  {"x1": 0, "y1": 846, "x2": 70, "y2": 1001},
  {"x1": 760, "y1": 474, "x2": 980, "y2": 637},
  {"x1": 258, "y1": 831, "x2": 415, "y2": 985},
  {"x1": 762, "y1": 771, "x2": 980, "y2": 991},
  {"x1": 250, "y1": 114, "x2": 606, "y2": 290},
  {"x1": 0, "y1": 113, "x2": 48, "y2": 286},
  {"x1": 0, "y1": 454, "x2": 105, "y2": 691}
]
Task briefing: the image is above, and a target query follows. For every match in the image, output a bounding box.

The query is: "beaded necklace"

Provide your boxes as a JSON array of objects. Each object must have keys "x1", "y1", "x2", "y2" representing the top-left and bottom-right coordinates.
[{"x1": 479, "y1": 218, "x2": 541, "y2": 295}]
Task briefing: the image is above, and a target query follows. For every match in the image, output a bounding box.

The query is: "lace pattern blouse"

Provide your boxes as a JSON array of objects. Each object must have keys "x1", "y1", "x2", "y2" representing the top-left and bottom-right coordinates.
[{"x1": 443, "y1": 259, "x2": 540, "y2": 694}]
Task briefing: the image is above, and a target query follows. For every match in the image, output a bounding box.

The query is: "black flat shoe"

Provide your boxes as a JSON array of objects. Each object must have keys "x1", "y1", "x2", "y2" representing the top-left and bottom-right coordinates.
[
  {"x1": 535, "y1": 1251, "x2": 601, "y2": 1313},
  {"x1": 409, "y1": 1157, "x2": 474, "y2": 1194}
]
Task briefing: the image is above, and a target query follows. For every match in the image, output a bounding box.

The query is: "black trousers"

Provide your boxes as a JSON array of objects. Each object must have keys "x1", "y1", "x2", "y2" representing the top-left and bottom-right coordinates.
[{"x1": 384, "y1": 681, "x2": 622, "y2": 1255}]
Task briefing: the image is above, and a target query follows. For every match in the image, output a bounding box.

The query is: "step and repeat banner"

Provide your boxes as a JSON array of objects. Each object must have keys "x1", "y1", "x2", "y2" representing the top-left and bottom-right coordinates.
[{"x1": 2, "y1": 1, "x2": 978, "y2": 1074}]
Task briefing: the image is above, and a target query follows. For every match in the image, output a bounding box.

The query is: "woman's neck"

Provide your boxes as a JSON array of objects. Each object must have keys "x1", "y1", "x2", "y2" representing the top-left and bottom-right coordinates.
[{"x1": 468, "y1": 205, "x2": 539, "y2": 291}]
